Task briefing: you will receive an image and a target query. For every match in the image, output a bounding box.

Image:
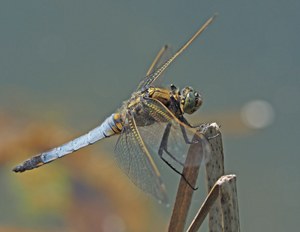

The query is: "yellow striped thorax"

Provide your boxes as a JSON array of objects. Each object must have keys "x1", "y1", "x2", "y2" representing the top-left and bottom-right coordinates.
[{"x1": 120, "y1": 84, "x2": 202, "y2": 122}]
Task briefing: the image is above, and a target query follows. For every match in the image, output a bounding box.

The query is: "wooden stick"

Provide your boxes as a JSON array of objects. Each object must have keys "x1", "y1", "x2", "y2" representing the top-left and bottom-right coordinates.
[
  {"x1": 168, "y1": 122, "x2": 221, "y2": 232},
  {"x1": 204, "y1": 123, "x2": 225, "y2": 232},
  {"x1": 168, "y1": 131, "x2": 204, "y2": 232},
  {"x1": 187, "y1": 180, "x2": 220, "y2": 232},
  {"x1": 187, "y1": 175, "x2": 240, "y2": 232},
  {"x1": 219, "y1": 175, "x2": 240, "y2": 232}
]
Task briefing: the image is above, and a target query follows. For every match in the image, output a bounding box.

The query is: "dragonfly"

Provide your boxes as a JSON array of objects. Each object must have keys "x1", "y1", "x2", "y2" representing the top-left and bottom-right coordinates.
[{"x1": 13, "y1": 15, "x2": 215, "y2": 204}]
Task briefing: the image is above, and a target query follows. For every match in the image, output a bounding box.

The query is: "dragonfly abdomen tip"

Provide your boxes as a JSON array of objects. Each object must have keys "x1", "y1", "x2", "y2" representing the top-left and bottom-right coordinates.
[{"x1": 12, "y1": 165, "x2": 25, "y2": 173}]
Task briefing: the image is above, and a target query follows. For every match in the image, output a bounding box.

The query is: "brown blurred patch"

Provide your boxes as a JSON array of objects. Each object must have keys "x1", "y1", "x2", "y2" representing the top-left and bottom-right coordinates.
[
  {"x1": 0, "y1": 112, "x2": 70, "y2": 164},
  {"x1": 0, "y1": 227, "x2": 58, "y2": 232},
  {"x1": 1, "y1": 112, "x2": 165, "y2": 232}
]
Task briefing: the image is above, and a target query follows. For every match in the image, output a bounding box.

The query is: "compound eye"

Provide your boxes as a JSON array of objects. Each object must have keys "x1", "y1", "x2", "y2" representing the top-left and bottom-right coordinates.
[
  {"x1": 194, "y1": 92, "x2": 202, "y2": 107},
  {"x1": 181, "y1": 88, "x2": 202, "y2": 114}
]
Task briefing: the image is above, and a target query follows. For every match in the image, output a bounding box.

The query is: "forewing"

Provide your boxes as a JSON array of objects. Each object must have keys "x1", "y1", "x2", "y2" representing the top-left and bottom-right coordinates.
[
  {"x1": 136, "y1": 15, "x2": 215, "y2": 91},
  {"x1": 137, "y1": 45, "x2": 173, "y2": 91},
  {"x1": 114, "y1": 112, "x2": 169, "y2": 204}
]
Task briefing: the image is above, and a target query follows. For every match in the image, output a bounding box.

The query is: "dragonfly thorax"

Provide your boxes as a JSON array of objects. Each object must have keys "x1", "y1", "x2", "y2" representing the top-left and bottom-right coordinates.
[{"x1": 179, "y1": 86, "x2": 202, "y2": 114}]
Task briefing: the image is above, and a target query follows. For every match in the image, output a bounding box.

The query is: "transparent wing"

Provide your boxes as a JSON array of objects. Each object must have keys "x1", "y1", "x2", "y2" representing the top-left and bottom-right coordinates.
[
  {"x1": 146, "y1": 45, "x2": 173, "y2": 76},
  {"x1": 136, "y1": 45, "x2": 172, "y2": 91},
  {"x1": 114, "y1": 112, "x2": 169, "y2": 204},
  {"x1": 136, "y1": 15, "x2": 216, "y2": 91},
  {"x1": 114, "y1": 99, "x2": 211, "y2": 203},
  {"x1": 136, "y1": 98, "x2": 211, "y2": 170}
]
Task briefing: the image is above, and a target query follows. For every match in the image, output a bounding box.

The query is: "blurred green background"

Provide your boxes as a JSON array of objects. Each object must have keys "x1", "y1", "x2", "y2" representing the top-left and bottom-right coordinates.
[{"x1": 0, "y1": 0, "x2": 299, "y2": 231}]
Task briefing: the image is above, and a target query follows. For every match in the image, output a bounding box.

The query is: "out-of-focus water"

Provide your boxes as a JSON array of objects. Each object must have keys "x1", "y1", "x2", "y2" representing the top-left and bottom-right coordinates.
[{"x1": 1, "y1": 1, "x2": 299, "y2": 231}]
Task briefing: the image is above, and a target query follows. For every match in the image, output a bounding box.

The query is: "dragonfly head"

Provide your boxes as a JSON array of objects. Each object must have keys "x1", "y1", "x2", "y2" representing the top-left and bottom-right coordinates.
[{"x1": 180, "y1": 86, "x2": 202, "y2": 114}]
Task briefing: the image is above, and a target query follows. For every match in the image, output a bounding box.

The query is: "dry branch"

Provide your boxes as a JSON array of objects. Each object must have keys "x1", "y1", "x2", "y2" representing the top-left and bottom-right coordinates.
[
  {"x1": 187, "y1": 175, "x2": 240, "y2": 232},
  {"x1": 168, "y1": 131, "x2": 204, "y2": 232},
  {"x1": 168, "y1": 123, "x2": 221, "y2": 232},
  {"x1": 168, "y1": 123, "x2": 240, "y2": 232}
]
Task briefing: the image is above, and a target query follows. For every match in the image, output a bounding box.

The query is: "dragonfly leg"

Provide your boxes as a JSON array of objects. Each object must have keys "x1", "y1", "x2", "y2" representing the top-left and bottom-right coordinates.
[
  {"x1": 180, "y1": 124, "x2": 203, "y2": 145},
  {"x1": 179, "y1": 118, "x2": 209, "y2": 144},
  {"x1": 186, "y1": 122, "x2": 221, "y2": 140},
  {"x1": 180, "y1": 117, "x2": 209, "y2": 130},
  {"x1": 158, "y1": 123, "x2": 184, "y2": 166},
  {"x1": 158, "y1": 122, "x2": 198, "y2": 190},
  {"x1": 159, "y1": 154, "x2": 198, "y2": 191}
]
